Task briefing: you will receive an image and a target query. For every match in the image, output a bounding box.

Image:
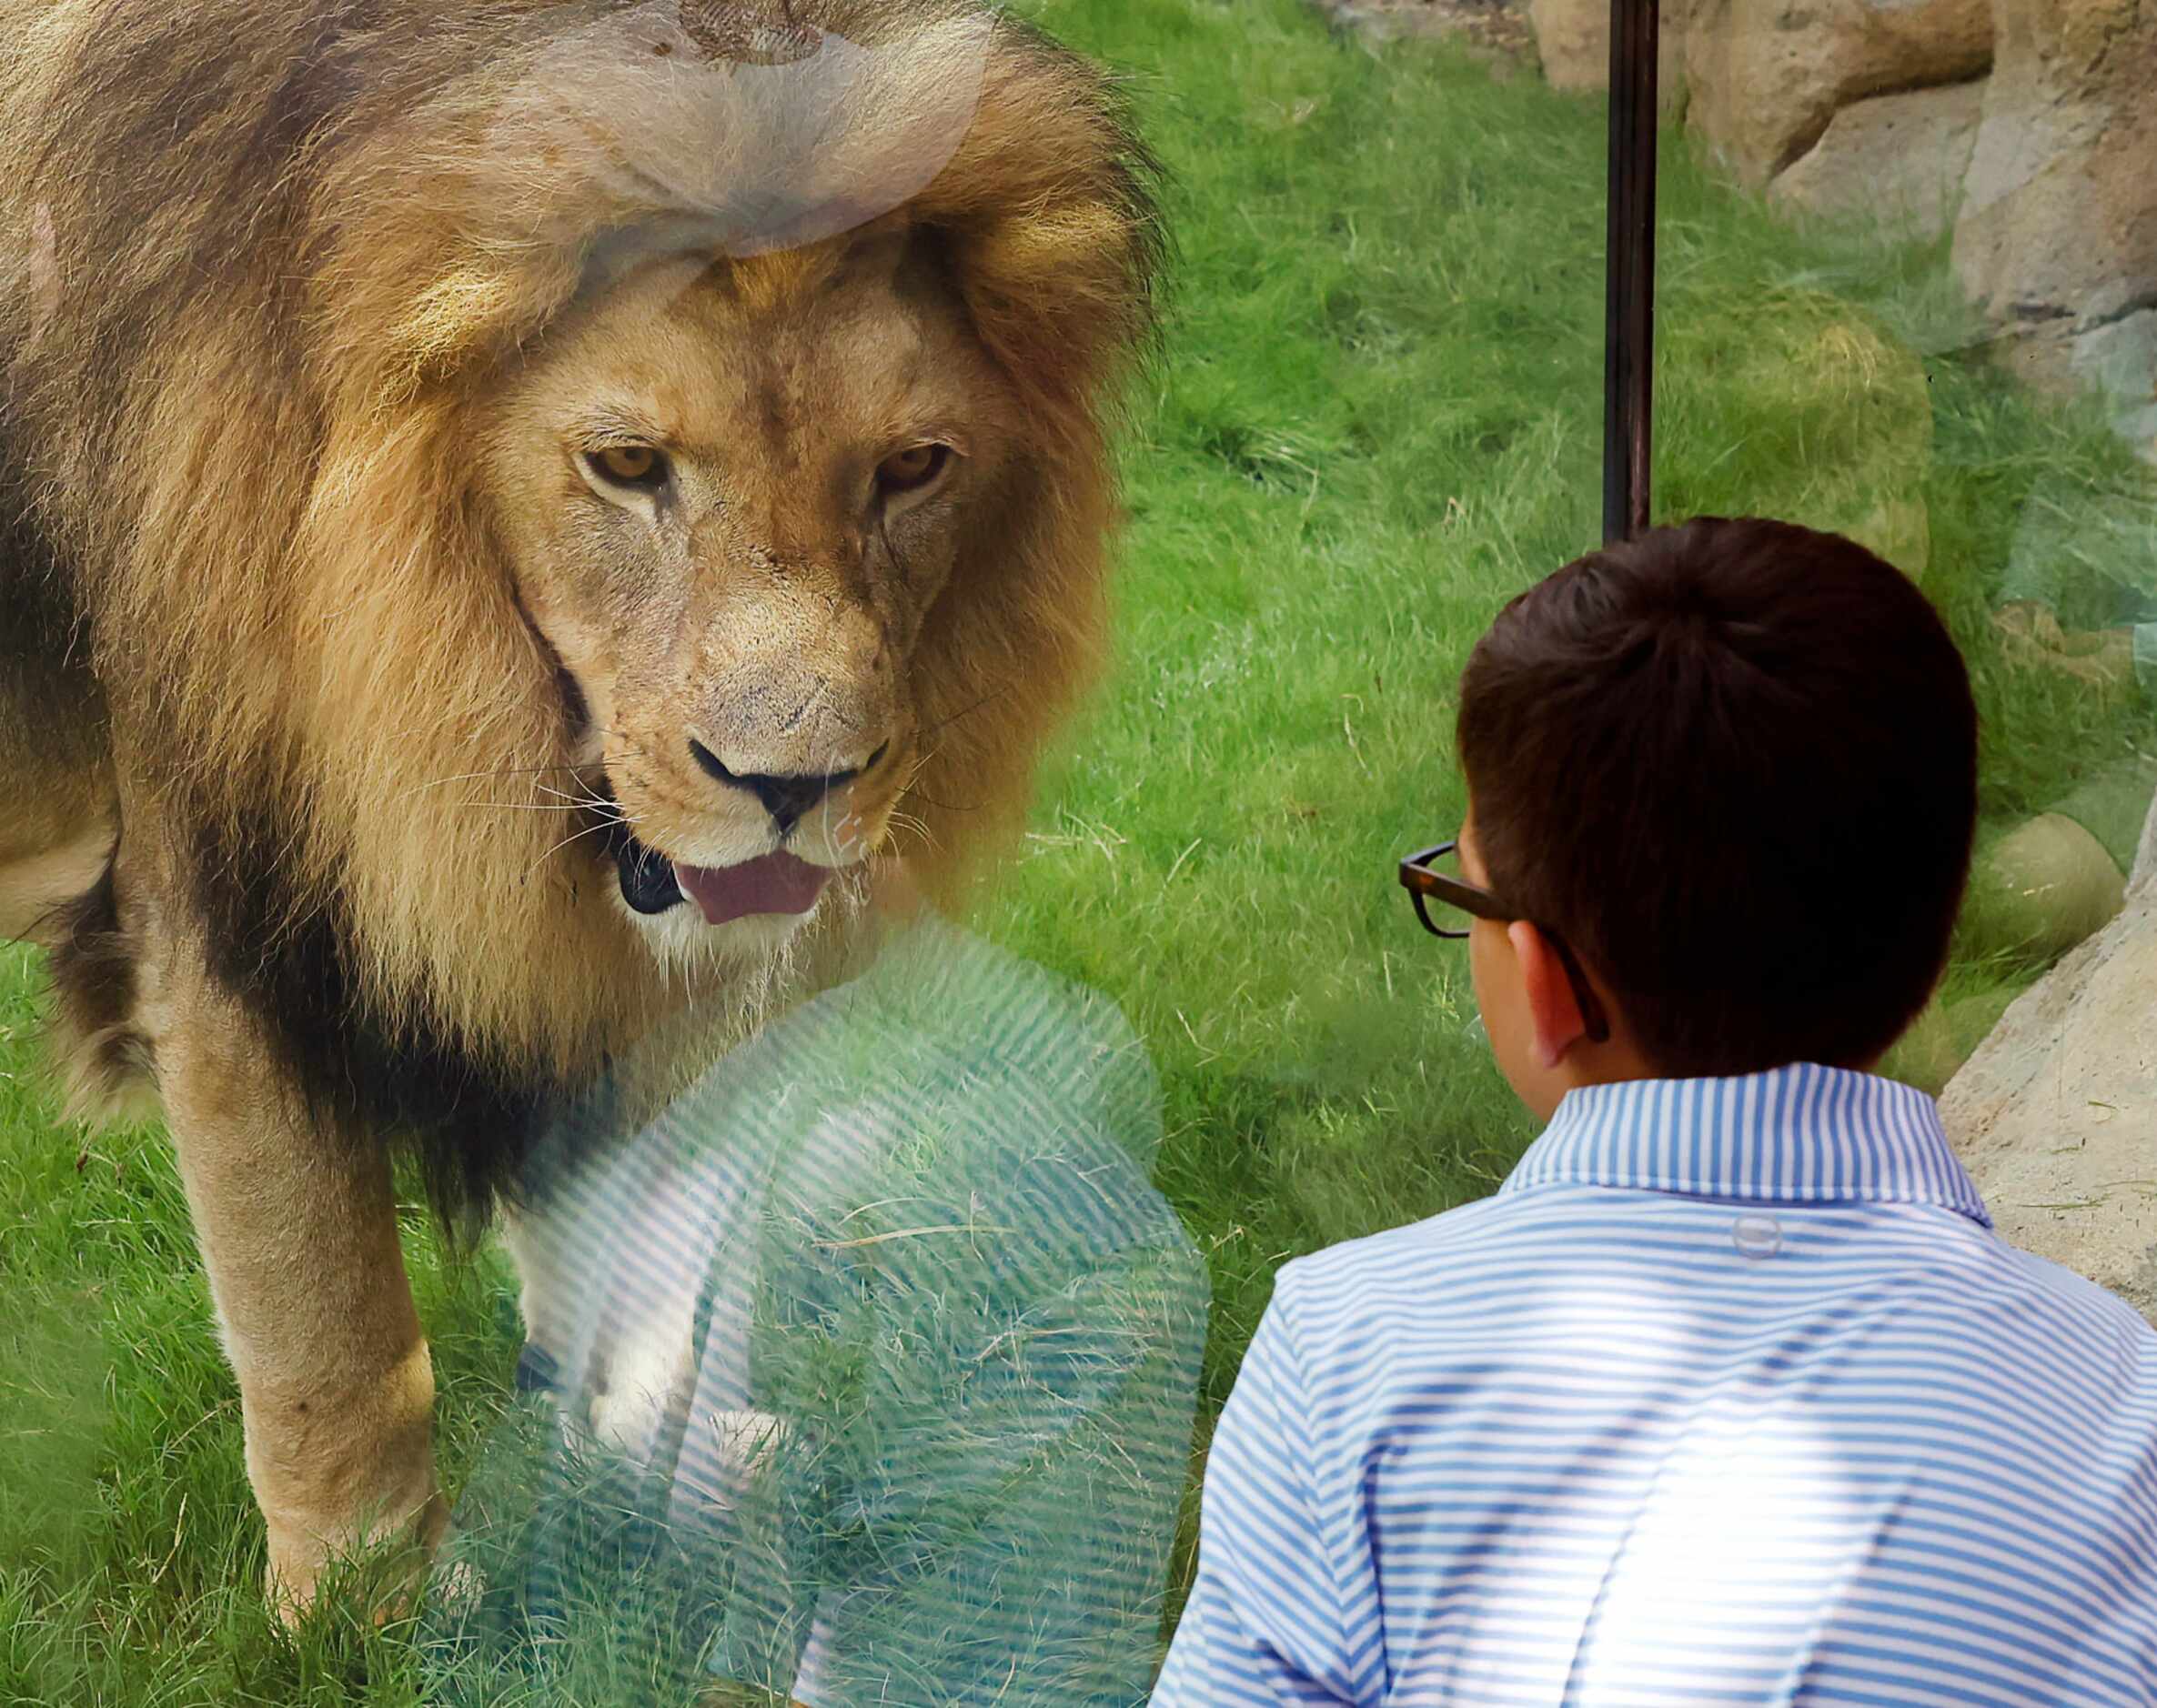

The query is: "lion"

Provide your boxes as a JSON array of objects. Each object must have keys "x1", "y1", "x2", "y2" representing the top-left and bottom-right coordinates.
[{"x1": 0, "y1": 0, "x2": 1160, "y2": 1618}]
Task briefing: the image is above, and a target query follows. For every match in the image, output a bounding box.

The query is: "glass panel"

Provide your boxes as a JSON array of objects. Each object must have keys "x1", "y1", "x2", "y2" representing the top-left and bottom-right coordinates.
[{"x1": 2, "y1": 0, "x2": 2152, "y2": 1698}]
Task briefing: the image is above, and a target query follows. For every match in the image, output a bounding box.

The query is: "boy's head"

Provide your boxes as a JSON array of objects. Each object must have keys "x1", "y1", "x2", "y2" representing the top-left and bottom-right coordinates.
[{"x1": 1454, "y1": 516, "x2": 1978, "y2": 1116}]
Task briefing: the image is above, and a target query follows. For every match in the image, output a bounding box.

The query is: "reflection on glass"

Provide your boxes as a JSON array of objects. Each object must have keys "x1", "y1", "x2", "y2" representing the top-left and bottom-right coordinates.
[{"x1": 422, "y1": 916, "x2": 1206, "y2": 1704}]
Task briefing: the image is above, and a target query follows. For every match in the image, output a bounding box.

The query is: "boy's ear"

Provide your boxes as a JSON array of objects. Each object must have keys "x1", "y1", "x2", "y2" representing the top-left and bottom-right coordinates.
[{"x1": 1507, "y1": 919, "x2": 1588, "y2": 1070}]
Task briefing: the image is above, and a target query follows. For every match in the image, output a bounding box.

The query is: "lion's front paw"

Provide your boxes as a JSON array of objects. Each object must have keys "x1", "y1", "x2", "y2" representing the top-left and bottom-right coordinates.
[
  {"x1": 251, "y1": 1345, "x2": 451, "y2": 1626},
  {"x1": 264, "y1": 1479, "x2": 451, "y2": 1626}
]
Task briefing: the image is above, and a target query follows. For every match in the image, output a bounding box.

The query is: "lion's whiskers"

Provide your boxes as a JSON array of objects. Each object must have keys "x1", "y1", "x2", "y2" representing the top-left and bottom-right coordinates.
[
  {"x1": 895, "y1": 741, "x2": 984, "y2": 818},
  {"x1": 437, "y1": 771, "x2": 618, "y2": 818},
  {"x1": 535, "y1": 779, "x2": 614, "y2": 811},
  {"x1": 393, "y1": 762, "x2": 591, "y2": 802},
  {"x1": 915, "y1": 686, "x2": 1013, "y2": 739},
  {"x1": 451, "y1": 799, "x2": 600, "y2": 813},
  {"x1": 887, "y1": 813, "x2": 942, "y2": 858},
  {"x1": 520, "y1": 815, "x2": 623, "y2": 882}
]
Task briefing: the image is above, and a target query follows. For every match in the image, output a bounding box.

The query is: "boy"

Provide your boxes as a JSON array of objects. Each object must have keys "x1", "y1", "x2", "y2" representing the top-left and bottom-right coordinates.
[{"x1": 1154, "y1": 517, "x2": 2157, "y2": 1704}]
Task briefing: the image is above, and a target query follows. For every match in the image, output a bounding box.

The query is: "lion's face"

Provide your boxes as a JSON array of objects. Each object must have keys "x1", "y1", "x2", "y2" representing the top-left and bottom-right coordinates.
[{"x1": 475, "y1": 222, "x2": 1019, "y2": 958}]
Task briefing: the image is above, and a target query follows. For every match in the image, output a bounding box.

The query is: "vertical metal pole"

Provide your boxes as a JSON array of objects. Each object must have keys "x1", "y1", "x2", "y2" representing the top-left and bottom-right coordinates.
[{"x1": 1601, "y1": 0, "x2": 1659, "y2": 545}]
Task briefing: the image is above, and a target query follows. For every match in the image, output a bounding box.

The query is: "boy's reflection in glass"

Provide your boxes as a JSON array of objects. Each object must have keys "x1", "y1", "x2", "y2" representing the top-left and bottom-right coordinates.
[{"x1": 421, "y1": 914, "x2": 1206, "y2": 1707}]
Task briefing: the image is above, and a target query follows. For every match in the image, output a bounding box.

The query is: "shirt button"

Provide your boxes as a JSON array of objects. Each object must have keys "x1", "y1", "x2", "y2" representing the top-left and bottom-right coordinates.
[{"x1": 1732, "y1": 1213, "x2": 1782, "y2": 1259}]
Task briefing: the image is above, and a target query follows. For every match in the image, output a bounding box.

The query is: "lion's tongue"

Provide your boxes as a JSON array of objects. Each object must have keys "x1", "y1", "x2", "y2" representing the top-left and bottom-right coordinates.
[{"x1": 671, "y1": 851, "x2": 832, "y2": 926}]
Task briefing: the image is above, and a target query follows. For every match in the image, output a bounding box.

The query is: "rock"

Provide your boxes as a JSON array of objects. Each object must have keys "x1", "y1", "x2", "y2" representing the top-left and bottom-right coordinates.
[
  {"x1": 2069, "y1": 307, "x2": 2157, "y2": 453},
  {"x1": 1951, "y1": 0, "x2": 2157, "y2": 399},
  {"x1": 1681, "y1": 0, "x2": 1992, "y2": 185},
  {"x1": 2052, "y1": 756, "x2": 2157, "y2": 879},
  {"x1": 1942, "y1": 791, "x2": 2157, "y2": 1324},
  {"x1": 1597, "y1": 0, "x2": 2157, "y2": 465},
  {"x1": 1882, "y1": 982, "x2": 2020, "y2": 1097},
  {"x1": 1311, "y1": 0, "x2": 1538, "y2": 60},
  {"x1": 1961, "y1": 811, "x2": 2127, "y2": 963},
  {"x1": 1525, "y1": 0, "x2": 1688, "y2": 112},
  {"x1": 1768, "y1": 80, "x2": 1986, "y2": 242}
]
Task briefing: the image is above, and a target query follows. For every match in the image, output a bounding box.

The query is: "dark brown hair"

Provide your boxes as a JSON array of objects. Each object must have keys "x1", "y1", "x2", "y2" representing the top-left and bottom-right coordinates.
[{"x1": 1456, "y1": 516, "x2": 1978, "y2": 1077}]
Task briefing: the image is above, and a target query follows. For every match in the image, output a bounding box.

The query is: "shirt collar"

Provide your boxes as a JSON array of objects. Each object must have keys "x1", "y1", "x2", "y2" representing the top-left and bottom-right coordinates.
[{"x1": 1499, "y1": 1062, "x2": 1991, "y2": 1227}]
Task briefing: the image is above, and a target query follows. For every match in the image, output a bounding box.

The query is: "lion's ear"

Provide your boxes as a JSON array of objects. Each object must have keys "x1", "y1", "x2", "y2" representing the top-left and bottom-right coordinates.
[
  {"x1": 314, "y1": 220, "x2": 586, "y2": 415},
  {"x1": 922, "y1": 37, "x2": 1164, "y2": 441},
  {"x1": 388, "y1": 267, "x2": 526, "y2": 396},
  {"x1": 944, "y1": 197, "x2": 1157, "y2": 420}
]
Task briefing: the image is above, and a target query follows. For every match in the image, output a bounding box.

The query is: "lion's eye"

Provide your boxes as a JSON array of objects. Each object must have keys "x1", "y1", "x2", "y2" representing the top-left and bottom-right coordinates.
[
  {"x1": 588, "y1": 445, "x2": 667, "y2": 488},
  {"x1": 875, "y1": 443, "x2": 951, "y2": 497}
]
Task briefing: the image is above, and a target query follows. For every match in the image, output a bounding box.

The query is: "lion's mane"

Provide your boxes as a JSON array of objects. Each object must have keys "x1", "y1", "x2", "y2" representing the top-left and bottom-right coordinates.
[{"x1": 0, "y1": 0, "x2": 1162, "y2": 1222}]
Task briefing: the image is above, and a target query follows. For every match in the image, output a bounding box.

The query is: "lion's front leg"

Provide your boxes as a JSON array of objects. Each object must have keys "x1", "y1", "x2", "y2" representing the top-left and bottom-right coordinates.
[{"x1": 150, "y1": 959, "x2": 448, "y2": 1620}]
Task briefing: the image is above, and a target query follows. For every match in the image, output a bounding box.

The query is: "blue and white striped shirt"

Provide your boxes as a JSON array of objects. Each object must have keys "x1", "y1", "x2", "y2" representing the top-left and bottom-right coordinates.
[{"x1": 1154, "y1": 1063, "x2": 2157, "y2": 1705}]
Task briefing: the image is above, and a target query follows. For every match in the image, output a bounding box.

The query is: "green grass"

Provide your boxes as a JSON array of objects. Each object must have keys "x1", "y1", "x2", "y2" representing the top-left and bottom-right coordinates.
[{"x1": 4, "y1": 0, "x2": 2153, "y2": 1697}]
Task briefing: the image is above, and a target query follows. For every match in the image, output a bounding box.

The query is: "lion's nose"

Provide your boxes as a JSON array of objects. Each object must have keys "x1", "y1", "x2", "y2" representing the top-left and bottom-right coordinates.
[{"x1": 688, "y1": 737, "x2": 888, "y2": 834}]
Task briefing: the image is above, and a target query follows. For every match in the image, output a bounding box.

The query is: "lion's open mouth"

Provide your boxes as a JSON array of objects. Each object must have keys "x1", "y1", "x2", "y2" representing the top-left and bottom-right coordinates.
[{"x1": 600, "y1": 822, "x2": 831, "y2": 926}]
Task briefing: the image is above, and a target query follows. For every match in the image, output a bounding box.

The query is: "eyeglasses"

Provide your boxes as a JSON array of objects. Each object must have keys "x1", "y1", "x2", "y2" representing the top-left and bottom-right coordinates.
[{"x1": 1397, "y1": 839, "x2": 1612, "y2": 1045}]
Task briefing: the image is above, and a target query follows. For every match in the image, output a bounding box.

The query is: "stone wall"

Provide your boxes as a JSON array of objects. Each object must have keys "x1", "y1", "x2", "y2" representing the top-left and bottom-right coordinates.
[
  {"x1": 1527, "y1": 0, "x2": 2157, "y2": 458},
  {"x1": 1940, "y1": 791, "x2": 2157, "y2": 1327}
]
